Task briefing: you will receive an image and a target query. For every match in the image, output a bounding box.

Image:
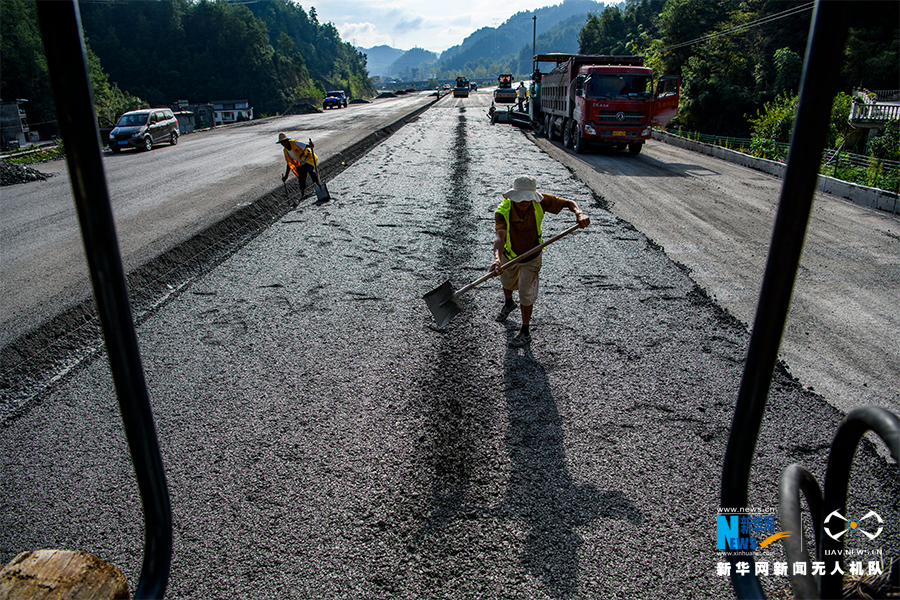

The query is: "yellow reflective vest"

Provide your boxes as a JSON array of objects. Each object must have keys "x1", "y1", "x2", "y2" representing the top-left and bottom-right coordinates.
[{"x1": 496, "y1": 196, "x2": 544, "y2": 258}]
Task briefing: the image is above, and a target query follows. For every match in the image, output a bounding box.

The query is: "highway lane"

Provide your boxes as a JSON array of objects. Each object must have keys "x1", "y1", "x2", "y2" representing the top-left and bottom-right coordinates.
[
  {"x1": 533, "y1": 132, "x2": 900, "y2": 419},
  {"x1": 0, "y1": 92, "x2": 437, "y2": 348},
  {"x1": 1, "y1": 89, "x2": 896, "y2": 599}
]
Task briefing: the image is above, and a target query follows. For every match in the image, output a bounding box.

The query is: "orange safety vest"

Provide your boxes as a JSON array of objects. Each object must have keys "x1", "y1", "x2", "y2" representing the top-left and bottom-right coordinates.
[{"x1": 284, "y1": 139, "x2": 317, "y2": 174}]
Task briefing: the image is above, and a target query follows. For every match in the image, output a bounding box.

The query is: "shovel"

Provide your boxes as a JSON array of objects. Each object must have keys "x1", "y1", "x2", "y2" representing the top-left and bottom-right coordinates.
[
  {"x1": 310, "y1": 138, "x2": 331, "y2": 202},
  {"x1": 283, "y1": 179, "x2": 292, "y2": 205},
  {"x1": 423, "y1": 223, "x2": 581, "y2": 328}
]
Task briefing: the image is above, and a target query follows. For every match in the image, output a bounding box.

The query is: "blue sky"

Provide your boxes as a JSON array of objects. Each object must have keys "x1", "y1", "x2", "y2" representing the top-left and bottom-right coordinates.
[{"x1": 314, "y1": 0, "x2": 556, "y2": 53}]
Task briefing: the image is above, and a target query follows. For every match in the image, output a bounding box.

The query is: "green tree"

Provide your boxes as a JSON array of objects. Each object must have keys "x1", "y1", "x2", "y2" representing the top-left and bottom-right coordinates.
[
  {"x1": 85, "y1": 41, "x2": 147, "y2": 127},
  {"x1": 579, "y1": 7, "x2": 628, "y2": 55},
  {"x1": 657, "y1": 0, "x2": 731, "y2": 76},
  {"x1": 0, "y1": 0, "x2": 148, "y2": 136},
  {"x1": 577, "y1": 1, "x2": 664, "y2": 57},
  {"x1": 655, "y1": 0, "x2": 814, "y2": 136},
  {"x1": 0, "y1": 0, "x2": 54, "y2": 138},
  {"x1": 748, "y1": 92, "x2": 797, "y2": 143},
  {"x1": 829, "y1": 91, "x2": 852, "y2": 149},
  {"x1": 841, "y1": 2, "x2": 900, "y2": 90},
  {"x1": 749, "y1": 91, "x2": 854, "y2": 153},
  {"x1": 773, "y1": 47, "x2": 802, "y2": 94},
  {"x1": 75, "y1": 0, "x2": 375, "y2": 116},
  {"x1": 866, "y1": 120, "x2": 899, "y2": 161}
]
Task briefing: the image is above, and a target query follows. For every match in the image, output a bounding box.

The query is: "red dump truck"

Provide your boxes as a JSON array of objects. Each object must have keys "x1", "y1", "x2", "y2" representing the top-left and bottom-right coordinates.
[{"x1": 537, "y1": 54, "x2": 679, "y2": 155}]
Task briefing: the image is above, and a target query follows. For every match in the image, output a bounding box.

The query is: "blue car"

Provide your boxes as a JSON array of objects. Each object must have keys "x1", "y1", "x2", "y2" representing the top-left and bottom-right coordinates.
[{"x1": 323, "y1": 91, "x2": 347, "y2": 109}]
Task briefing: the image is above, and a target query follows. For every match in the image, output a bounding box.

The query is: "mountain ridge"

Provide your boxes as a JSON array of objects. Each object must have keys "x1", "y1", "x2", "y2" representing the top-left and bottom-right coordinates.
[{"x1": 359, "y1": 0, "x2": 607, "y2": 78}]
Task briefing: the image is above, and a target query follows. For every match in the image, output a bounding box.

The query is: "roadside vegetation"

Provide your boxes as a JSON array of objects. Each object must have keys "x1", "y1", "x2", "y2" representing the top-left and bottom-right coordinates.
[
  {"x1": 0, "y1": 0, "x2": 376, "y2": 138},
  {"x1": 575, "y1": 0, "x2": 898, "y2": 192},
  {"x1": 3, "y1": 139, "x2": 65, "y2": 165},
  {"x1": 1, "y1": 0, "x2": 896, "y2": 190}
]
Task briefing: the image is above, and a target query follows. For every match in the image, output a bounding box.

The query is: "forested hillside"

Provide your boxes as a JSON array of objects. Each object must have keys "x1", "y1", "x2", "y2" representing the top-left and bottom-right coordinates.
[
  {"x1": 0, "y1": 0, "x2": 375, "y2": 137},
  {"x1": 387, "y1": 48, "x2": 439, "y2": 79},
  {"x1": 577, "y1": 0, "x2": 898, "y2": 138},
  {"x1": 433, "y1": 0, "x2": 606, "y2": 78},
  {"x1": 358, "y1": 45, "x2": 406, "y2": 78},
  {"x1": 1, "y1": 0, "x2": 896, "y2": 147}
]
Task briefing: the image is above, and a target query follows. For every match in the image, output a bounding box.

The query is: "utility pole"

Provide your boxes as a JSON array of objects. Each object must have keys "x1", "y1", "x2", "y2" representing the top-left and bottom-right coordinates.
[{"x1": 532, "y1": 15, "x2": 537, "y2": 76}]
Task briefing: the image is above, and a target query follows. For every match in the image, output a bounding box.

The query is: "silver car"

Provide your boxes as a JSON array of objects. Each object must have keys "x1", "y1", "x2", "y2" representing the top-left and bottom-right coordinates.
[{"x1": 109, "y1": 108, "x2": 178, "y2": 153}]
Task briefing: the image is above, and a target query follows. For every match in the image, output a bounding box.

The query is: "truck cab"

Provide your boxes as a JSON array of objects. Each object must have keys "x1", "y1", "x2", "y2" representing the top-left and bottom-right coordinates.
[{"x1": 574, "y1": 66, "x2": 679, "y2": 153}]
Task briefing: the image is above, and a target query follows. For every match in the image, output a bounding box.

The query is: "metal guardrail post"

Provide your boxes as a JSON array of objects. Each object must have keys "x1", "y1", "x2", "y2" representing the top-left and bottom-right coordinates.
[
  {"x1": 34, "y1": 1, "x2": 172, "y2": 598},
  {"x1": 719, "y1": 1, "x2": 850, "y2": 597}
]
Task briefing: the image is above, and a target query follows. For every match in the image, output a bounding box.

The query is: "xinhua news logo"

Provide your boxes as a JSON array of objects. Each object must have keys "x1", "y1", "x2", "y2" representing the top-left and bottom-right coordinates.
[{"x1": 717, "y1": 514, "x2": 790, "y2": 551}]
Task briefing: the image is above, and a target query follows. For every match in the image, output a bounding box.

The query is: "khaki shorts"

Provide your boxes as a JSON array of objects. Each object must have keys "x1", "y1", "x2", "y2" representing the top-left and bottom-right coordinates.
[{"x1": 499, "y1": 253, "x2": 542, "y2": 306}]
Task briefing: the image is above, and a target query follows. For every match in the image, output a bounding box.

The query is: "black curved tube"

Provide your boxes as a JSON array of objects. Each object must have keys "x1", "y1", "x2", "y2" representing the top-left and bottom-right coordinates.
[
  {"x1": 819, "y1": 406, "x2": 900, "y2": 599},
  {"x1": 34, "y1": 1, "x2": 172, "y2": 598},
  {"x1": 778, "y1": 464, "x2": 823, "y2": 599},
  {"x1": 719, "y1": 1, "x2": 849, "y2": 597}
]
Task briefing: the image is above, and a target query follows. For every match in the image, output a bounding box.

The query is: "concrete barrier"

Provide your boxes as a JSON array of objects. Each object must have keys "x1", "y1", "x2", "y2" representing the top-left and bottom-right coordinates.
[{"x1": 653, "y1": 129, "x2": 899, "y2": 215}]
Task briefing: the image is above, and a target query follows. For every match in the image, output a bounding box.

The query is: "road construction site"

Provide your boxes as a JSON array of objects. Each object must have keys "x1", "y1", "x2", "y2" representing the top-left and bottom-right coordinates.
[{"x1": 1, "y1": 89, "x2": 897, "y2": 598}]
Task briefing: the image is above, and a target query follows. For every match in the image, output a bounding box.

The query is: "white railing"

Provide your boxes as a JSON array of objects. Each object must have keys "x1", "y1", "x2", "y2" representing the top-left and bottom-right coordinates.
[
  {"x1": 851, "y1": 89, "x2": 900, "y2": 123},
  {"x1": 850, "y1": 102, "x2": 900, "y2": 122}
]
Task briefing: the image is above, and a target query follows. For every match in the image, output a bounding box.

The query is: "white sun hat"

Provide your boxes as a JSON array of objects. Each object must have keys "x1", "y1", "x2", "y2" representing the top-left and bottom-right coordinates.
[{"x1": 503, "y1": 175, "x2": 542, "y2": 203}]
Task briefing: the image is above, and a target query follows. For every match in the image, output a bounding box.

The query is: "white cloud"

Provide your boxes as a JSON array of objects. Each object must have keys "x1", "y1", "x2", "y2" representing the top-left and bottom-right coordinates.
[
  {"x1": 392, "y1": 16, "x2": 425, "y2": 35},
  {"x1": 314, "y1": 0, "x2": 557, "y2": 53},
  {"x1": 338, "y1": 22, "x2": 393, "y2": 49}
]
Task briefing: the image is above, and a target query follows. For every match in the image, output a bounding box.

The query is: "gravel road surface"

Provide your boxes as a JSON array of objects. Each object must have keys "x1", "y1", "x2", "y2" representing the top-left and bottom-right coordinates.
[
  {"x1": 1, "y1": 92, "x2": 897, "y2": 598},
  {"x1": 0, "y1": 92, "x2": 436, "y2": 349}
]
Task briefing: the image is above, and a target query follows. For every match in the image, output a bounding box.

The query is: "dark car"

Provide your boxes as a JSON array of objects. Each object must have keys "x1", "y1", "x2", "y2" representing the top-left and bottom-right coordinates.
[
  {"x1": 323, "y1": 91, "x2": 347, "y2": 109},
  {"x1": 109, "y1": 108, "x2": 178, "y2": 153}
]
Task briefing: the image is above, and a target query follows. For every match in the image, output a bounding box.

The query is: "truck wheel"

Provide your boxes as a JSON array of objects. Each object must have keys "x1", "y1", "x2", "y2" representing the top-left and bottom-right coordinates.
[
  {"x1": 544, "y1": 114, "x2": 552, "y2": 139},
  {"x1": 563, "y1": 120, "x2": 573, "y2": 149},
  {"x1": 573, "y1": 127, "x2": 585, "y2": 154},
  {"x1": 628, "y1": 142, "x2": 642, "y2": 155}
]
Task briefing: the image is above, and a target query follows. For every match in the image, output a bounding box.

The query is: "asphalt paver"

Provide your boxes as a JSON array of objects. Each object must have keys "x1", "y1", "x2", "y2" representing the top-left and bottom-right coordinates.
[{"x1": 1, "y1": 96, "x2": 897, "y2": 599}]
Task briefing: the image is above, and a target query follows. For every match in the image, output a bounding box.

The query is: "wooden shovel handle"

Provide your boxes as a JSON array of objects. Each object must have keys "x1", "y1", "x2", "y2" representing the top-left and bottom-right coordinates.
[
  {"x1": 309, "y1": 138, "x2": 321, "y2": 177},
  {"x1": 451, "y1": 223, "x2": 582, "y2": 301}
]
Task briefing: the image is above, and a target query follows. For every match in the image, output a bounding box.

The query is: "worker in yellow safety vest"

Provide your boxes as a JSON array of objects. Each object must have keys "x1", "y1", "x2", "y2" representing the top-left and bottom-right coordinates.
[
  {"x1": 278, "y1": 132, "x2": 320, "y2": 200},
  {"x1": 489, "y1": 175, "x2": 590, "y2": 347}
]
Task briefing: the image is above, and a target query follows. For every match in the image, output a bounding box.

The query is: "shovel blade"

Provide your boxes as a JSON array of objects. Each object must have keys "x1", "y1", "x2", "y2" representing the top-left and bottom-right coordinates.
[
  {"x1": 315, "y1": 183, "x2": 330, "y2": 202},
  {"x1": 423, "y1": 280, "x2": 461, "y2": 328}
]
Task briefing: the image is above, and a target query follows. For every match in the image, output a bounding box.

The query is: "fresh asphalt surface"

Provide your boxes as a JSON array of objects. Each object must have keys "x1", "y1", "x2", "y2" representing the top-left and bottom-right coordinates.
[{"x1": 1, "y1": 92, "x2": 897, "y2": 598}]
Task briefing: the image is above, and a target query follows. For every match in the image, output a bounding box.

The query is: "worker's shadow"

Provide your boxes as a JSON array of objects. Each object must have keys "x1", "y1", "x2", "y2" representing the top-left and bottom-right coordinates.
[{"x1": 500, "y1": 337, "x2": 643, "y2": 598}]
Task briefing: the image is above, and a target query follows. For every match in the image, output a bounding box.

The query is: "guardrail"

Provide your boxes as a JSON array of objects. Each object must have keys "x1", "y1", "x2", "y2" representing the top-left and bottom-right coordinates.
[
  {"x1": 850, "y1": 102, "x2": 900, "y2": 122},
  {"x1": 664, "y1": 129, "x2": 899, "y2": 194}
]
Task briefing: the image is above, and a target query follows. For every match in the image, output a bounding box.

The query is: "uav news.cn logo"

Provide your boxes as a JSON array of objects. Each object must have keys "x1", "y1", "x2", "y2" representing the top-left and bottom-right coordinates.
[
  {"x1": 717, "y1": 513, "x2": 790, "y2": 551},
  {"x1": 824, "y1": 510, "x2": 883, "y2": 541}
]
